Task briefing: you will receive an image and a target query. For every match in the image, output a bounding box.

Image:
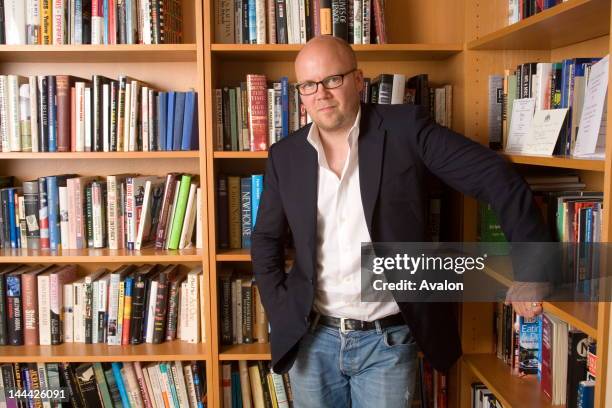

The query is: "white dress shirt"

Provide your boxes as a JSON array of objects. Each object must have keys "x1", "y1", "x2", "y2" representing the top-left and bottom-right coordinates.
[{"x1": 307, "y1": 108, "x2": 401, "y2": 321}]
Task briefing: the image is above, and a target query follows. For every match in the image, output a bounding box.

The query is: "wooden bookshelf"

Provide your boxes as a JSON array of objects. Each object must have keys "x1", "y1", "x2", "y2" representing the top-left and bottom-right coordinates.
[
  {"x1": 0, "y1": 0, "x2": 215, "y2": 399},
  {"x1": 213, "y1": 151, "x2": 269, "y2": 159},
  {"x1": 219, "y1": 343, "x2": 272, "y2": 361},
  {"x1": 0, "y1": 341, "x2": 208, "y2": 363},
  {"x1": 462, "y1": 354, "x2": 556, "y2": 408},
  {"x1": 0, "y1": 44, "x2": 199, "y2": 62},
  {"x1": 502, "y1": 153, "x2": 606, "y2": 171},
  {"x1": 0, "y1": 151, "x2": 200, "y2": 160},
  {"x1": 215, "y1": 249, "x2": 252, "y2": 262},
  {"x1": 468, "y1": 0, "x2": 610, "y2": 50}
]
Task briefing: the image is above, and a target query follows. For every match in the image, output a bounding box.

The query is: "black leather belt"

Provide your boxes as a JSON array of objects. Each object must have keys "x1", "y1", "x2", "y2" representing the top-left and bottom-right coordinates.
[{"x1": 310, "y1": 311, "x2": 405, "y2": 332}]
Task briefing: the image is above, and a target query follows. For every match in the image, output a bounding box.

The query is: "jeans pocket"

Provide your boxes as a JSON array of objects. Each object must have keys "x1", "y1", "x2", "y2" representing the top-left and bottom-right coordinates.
[{"x1": 382, "y1": 325, "x2": 416, "y2": 348}]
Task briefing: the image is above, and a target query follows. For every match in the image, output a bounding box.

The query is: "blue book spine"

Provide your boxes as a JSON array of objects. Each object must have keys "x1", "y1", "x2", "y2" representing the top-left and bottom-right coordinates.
[
  {"x1": 584, "y1": 207, "x2": 593, "y2": 295},
  {"x1": 248, "y1": 0, "x2": 257, "y2": 43},
  {"x1": 111, "y1": 362, "x2": 132, "y2": 408},
  {"x1": 561, "y1": 59, "x2": 571, "y2": 109},
  {"x1": 251, "y1": 175, "x2": 263, "y2": 229},
  {"x1": 577, "y1": 381, "x2": 595, "y2": 408},
  {"x1": 125, "y1": 0, "x2": 132, "y2": 44},
  {"x1": 181, "y1": 92, "x2": 198, "y2": 151},
  {"x1": 173, "y1": 92, "x2": 186, "y2": 151},
  {"x1": 103, "y1": 0, "x2": 109, "y2": 44},
  {"x1": 48, "y1": 76, "x2": 57, "y2": 152},
  {"x1": 46, "y1": 176, "x2": 60, "y2": 250},
  {"x1": 166, "y1": 92, "x2": 176, "y2": 151},
  {"x1": 240, "y1": 177, "x2": 252, "y2": 249},
  {"x1": 158, "y1": 92, "x2": 167, "y2": 151},
  {"x1": 162, "y1": 363, "x2": 180, "y2": 407},
  {"x1": 74, "y1": 0, "x2": 83, "y2": 44},
  {"x1": 7, "y1": 188, "x2": 16, "y2": 248},
  {"x1": 537, "y1": 315, "x2": 543, "y2": 381},
  {"x1": 22, "y1": 366, "x2": 34, "y2": 408},
  {"x1": 281, "y1": 77, "x2": 289, "y2": 138}
]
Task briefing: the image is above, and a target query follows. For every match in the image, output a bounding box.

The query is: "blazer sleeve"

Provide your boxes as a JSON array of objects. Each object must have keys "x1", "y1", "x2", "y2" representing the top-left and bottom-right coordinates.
[{"x1": 251, "y1": 143, "x2": 290, "y2": 310}]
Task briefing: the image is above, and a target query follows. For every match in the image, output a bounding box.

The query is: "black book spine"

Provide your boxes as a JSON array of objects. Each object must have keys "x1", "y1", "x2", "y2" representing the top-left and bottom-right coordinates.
[
  {"x1": 222, "y1": 88, "x2": 231, "y2": 150},
  {"x1": 305, "y1": 0, "x2": 313, "y2": 41},
  {"x1": 110, "y1": 81, "x2": 118, "y2": 152},
  {"x1": 521, "y1": 63, "x2": 530, "y2": 99},
  {"x1": 242, "y1": 0, "x2": 249, "y2": 44},
  {"x1": 13, "y1": 363, "x2": 26, "y2": 408},
  {"x1": 85, "y1": 281, "x2": 93, "y2": 344},
  {"x1": 332, "y1": 0, "x2": 348, "y2": 41},
  {"x1": 129, "y1": 276, "x2": 147, "y2": 344},
  {"x1": 117, "y1": 0, "x2": 126, "y2": 44},
  {"x1": 140, "y1": 276, "x2": 152, "y2": 341},
  {"x1": 22, "y1": 181, "x2": 40, "y2": 250},
  {"x1": 82, "y1": 0, "x2": 91, "y2": 44},
  {"x1": 217, "y1": 176, "x2": 229, "y2": 249},
  {"x1": 152, "y1": 274, "x2": 169, "y2": 344},
  {"x1": 515, "y1": 65, "x2": 522, "y2": 100},
  {"x1": 92, "y1": 76, "x2": 103, "y2": 152},
  {"x1": 39, "y1": 77, "x2": 49, "y2": 152},
  {"x1": 566, "y1": 331, "x2": 588, "y2": 408},
  {"x1": 0, "y1": 0, "x2": 5, "y2": 44},
  {"x1": 346, "y1": 0, "x2": 353, "y2": 43},
  {"x1": 6, "y1": 273, "x2": 23, "y2": 346},
  {"x1": 0, "y1": 189, "x2": 6, "y2": 249},
  {"x1": 75, "y1": 363, "x2": 104, "y2": 408},
  {"x1": 275, "y1": 0, "x2": 288, "y2": 44},
  {"x1": 85, "y1": 183, "x2": 94, "y2": 248},
  {"x1": 164, "y1": 279, "x2": 180, "y2": 341},
  {"x1": 47, "y1": 76, "x2": 57, "y2": 152},
  {"x1": 59, "y1": 363, "x2": 85, "y2": 408}
]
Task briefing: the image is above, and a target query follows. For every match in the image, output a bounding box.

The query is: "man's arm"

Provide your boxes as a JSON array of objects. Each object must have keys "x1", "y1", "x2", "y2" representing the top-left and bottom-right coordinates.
[{"x1": 251, "y1": 144, "x2": 290, "y2": 313}]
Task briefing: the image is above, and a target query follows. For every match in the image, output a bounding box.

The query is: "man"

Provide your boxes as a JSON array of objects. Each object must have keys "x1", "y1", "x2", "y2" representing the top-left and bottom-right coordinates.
[{"x1": 251, "y1": 36, "x2": 548, "y2": 407}]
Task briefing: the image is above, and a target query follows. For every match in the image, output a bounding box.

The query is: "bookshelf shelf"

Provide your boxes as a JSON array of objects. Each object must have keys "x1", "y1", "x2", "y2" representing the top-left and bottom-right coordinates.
[
  {"x1": 216, "y1": 249, "x2": 252, "y2": 262},
  {"x1": 467, "y1": 0, "x2": 610, "y2": 50},
  {"x1": 0, "y1": 341, "x2": 208, "y2": 363},
  {"x1": 211, "y1": 43, "x2": 464, "y2": 61},
  {"x1": 213, "y1": 151, "x2": 269, "y2": 159},
  {"x1": 0, "y1": 247, "x2": 203, "y2": 263},
  {"x1": 501, "y1": 153, "x2": 605, "y2": 171},
  {"x1": 219, "y1": 343, "x2": 271, "y2": 361},
  {"x1": 543, "y1": 301, "x2": 598, "y2": 339},
  {"x1": 0, "y1": 44, "x2": 198, "y2": 63},
  {"x1": 0, "y1": 151, "x2": 200, "y2": 160},
  {"x1": 463, "y1": 354, "x2": 556, "y2": 408}
]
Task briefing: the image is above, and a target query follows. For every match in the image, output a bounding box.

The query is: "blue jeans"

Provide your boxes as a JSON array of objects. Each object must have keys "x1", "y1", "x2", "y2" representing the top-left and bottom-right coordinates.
[{"x1": 288, "y1": 318, "x2": 418, "y2": 407}]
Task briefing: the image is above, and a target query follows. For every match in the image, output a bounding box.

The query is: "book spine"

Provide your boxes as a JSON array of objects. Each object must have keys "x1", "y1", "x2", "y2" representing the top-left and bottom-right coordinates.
[
  {"x1": 52, "y1": 0, "x2": 65, "y2": 44},
  {"x1": 47, "y1": 76, "x2": 57, "y2": 151},
  {"x1": 167, "y1": 175, "x2": 192, "y2": 249},
  {"x1": 19, "y1": 83, "x2": 32, "y2": 152},
  {"x1": 46, "y1": 176, "x2": 60, "y2": 250},
  {"x1": 247, "y1": 74, "x2": 269, "y2": 151},
  {"x1": 7, "y1": 274, "x2": 24, "y2": 345},
  {"x1": 5, "y1": 0, "x2": 27, "y2": 44},
  {"x1": 37, "y1": 177, "x2": 49, "y2": 249},
  {"x1": 7, "y1": 76, "x2": 22, "y2": 152},
  {"x1": 22, "y1": 273, "x2": 39, "y2": 346},
  {"x1": 63, "y1": 283, "x2": 73, "y2": 343}
]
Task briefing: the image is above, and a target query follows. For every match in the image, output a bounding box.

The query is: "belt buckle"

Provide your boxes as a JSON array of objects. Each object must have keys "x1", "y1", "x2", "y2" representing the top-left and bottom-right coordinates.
[{"x1": 340, "y1": 317, "x2": 353, "y2": 333}]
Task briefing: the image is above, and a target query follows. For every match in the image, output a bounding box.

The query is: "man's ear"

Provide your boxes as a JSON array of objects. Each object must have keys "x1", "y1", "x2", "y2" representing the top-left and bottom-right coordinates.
[{"x1": 354, "y1": 69, "x2": 364, "y2": 92}]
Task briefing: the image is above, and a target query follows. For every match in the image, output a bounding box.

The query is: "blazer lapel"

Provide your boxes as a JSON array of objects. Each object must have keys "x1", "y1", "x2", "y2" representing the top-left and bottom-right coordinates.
[{"x1": 358, "y1": 104, "x2": 385, "y2": 237}]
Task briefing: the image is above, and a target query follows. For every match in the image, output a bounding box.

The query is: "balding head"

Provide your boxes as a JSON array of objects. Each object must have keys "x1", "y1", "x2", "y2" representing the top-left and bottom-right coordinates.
[{"x1": 294, "y1": 36, "x2": 363, "y2": 136}]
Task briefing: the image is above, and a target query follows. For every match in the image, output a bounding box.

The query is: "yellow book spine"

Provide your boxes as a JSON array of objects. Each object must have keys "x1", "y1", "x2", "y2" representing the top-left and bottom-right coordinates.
[{"x1": 41, "y1": 0, "x2": 52, "y2": 44}]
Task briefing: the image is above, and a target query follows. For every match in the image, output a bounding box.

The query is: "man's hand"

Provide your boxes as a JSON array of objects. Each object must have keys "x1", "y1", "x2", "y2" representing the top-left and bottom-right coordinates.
[{"x1": 505, "y1": 281, "x2": 550, "y2": 318}]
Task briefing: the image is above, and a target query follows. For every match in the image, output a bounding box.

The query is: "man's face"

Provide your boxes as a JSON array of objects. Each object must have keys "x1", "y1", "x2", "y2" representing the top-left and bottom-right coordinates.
[{"x1": 295, "y1": 46, "x2": 363, "y2": 133}]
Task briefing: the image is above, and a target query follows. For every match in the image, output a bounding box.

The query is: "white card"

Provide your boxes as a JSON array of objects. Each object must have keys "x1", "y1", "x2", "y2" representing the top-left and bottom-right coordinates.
[
  {"x1": 506, "y1": 98, "x2": 536, "y2": 153},
  {"x1": 523, "y1": 108, "x2": 568, "y2": 155}
]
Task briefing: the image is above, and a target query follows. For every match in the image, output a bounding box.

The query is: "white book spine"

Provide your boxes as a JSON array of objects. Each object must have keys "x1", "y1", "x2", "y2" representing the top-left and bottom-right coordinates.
[
  {"x1": 0, "y1": 364, "x2": 5, "y2": 407},
  {"x1": 29, "y1": 76, "x2": 39, "y2": 152},
  {"x1": 0, "y1": 77, "x2": 10, "y2": 151},
  {"x1": 186, "y1": 271, "x2": 200, "y2": 343},
  {"x1": 172, "y1": 361, "x2": 190, "y2": 407},
  {"x1": 285, "y1": 0, "x2": 294, "y2": 44},
  {"x1": 52, "y1": 0, "x2": 65, "y2": 44},
  {"x1": 92, "y1": 15, "x2": 103, "y2": 44},
  {"x1": 256, "y1": 0, "x2": 266, "y2": 44},
  {"x1": 7, "y1": 76, "x2": 22, "y2": 152},
  {"x1": 123, "y1": 82, "x2": 132, "y2": 151},
  {"x1": 63, "y1": 283, "x2": 74, "y2": 343},
  {"x1": 37, "y1": 274, "x2": 51, "y2": 345},
  {"x1": 199, "y1": 272, "x2": 206, "y2": 343},
  {"x1": 125, "y1": 178, "x2": 135, "y2": 248},
  {"x1": 179, "y1": 184, "x2": 197, "y2": 249},
  {"x1": 267, "y1": 88, "x2": 275, "y2": 147},
  {"x1": 195, "y1": 188, "x2": 203, "y2": 249},
  {"x1": 183, "y1": 365, "x2": 197, "y2": 408},
  {"x1": 128, "y1": 81, "x2": 140, "y2": 151},
  {"x1": 106, "y1": 176, "x2": 118, "y2": 250},
  {"x1": 140, "y1": 0, "x2": 152, "y2": 44},
  {"x1": 84, "y1": 87, "x2": 92, "y2": 151},
  {"x1": 141, "y1": 87, "x2": 149, "y2": 152},
  {"x1": 391, "y1": 74, "x2": 406, "y2": 104},
  {"x1": 103, "y1": 83, "x2": 110, "y2": 152},
  {"x1": 134, "y1": 180, "x2": 152, "y2": 250},
  {"x1": 353, "y1": 0, "x2": 362, "y2": 44},
  {"x1": 18, "y1": 83, "x2": 30, "y2": 150},
  {"x1": 37, "y1": 362, "x2": 51, "y2": 408},
  {"x1": 178, "y1": 281, "x2": 187, "y2": 340},
  {"x1": 5, "y1": 0, "x2": 27, "y2": 44},
  {"x1": 297, "y1": 0, "x2": 306, "y2": 44},
  {"x1": 26, "y1": 0, "x2": 41, "y2": 44},
  {"x1": 93, "y1": 183, "x2": 104, "y2": 248},
  {"x1": 73, "y1": 282, "x2": 85, "y2": 343},
  {"x1": 98, "y1": 277, "x2": 108, "y2": 343},
  {"x1": 146, "y1": 365, "x2": 165, "y2": 408},
  {"x1": 58, "y1": 186, "x2": 69, "y2": 249},
  {"x1": 145, "y1": 281, "x2": 158, "y2": 343},
  {"x1": 148, "y1": 89, "x2": 155, "y2": 151},
  {"x1": 18, "y1": 196, "x2": 27, "y2": 249},
  {"x1": 75, "y1": 82, "x2": 85, "y2": 151},
  {"x1": 92, "y1": 280, "x2": 100, "y2": 343}
]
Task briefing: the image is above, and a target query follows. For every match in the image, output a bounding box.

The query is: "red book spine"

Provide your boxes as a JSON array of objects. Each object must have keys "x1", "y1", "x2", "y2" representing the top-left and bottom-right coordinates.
[
  {"x1": 55, "y1": 75, "x2": 71, "y2": 152},
  {"x1": 312, "y1": 0, "x2": 321, "y2": 36},
  {"x1": 372, "y1": 0, "x2": 386, "y2": 44},
  {"x1": 246, "y1": 74, "x2": 269, "y2": 152},
  {"x1": 22, "y1": 273, "x2": 39, "y2": 346},
  {"x1": 70, "y1": 86, "x2": 76, "y2": 152},
  {"x1": 541, "y1": 314, "x2": 552, "y2": 400}
]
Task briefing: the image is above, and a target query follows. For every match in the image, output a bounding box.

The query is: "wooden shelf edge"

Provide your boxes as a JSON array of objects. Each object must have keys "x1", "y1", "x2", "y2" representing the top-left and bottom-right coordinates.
[
  {"x1": 0, "y1": 248, "x2": 203, "y2": 263},
  {"x1": 543, "y1": 301, "x2": 598, "y2": 338},
  {"x1": 219, "y1": 344, "x2": 271, "y2": 361},
  {"x1": 501, "y1": 152, "x2": 605, "y2": 171},
  {"x1": 463, "y1": 354, "x2": 555, "y2": 408},
  {"x1": 468, "y1": 0, "x2": 610, "y2": 50},
  {"x1": 0, "y1": 341, "x2": 209, "y2": 363},
  {"x1": 213, "y1": 151, "x2": 269, "y2": 159},
  {"x1": 0, "y1": 151, "x2": 200, "y2": 159}
]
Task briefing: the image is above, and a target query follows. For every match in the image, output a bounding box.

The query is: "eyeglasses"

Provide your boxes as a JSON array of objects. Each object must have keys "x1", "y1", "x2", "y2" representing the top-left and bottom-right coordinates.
[{"x1": 296, "y1": 68, "x2": 357, "y2": 96}]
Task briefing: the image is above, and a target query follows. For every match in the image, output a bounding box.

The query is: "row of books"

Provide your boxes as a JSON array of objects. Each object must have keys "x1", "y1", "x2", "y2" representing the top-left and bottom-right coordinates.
[
  {"x1": 0, "y1": 173, "x2": 202, "y2": 251},
  {"x1": 215, "y1": 0, "x2": 387, "y2": 45},
  {"x1": 219, "y1": 272, "x2": 269, "y2": 345},
  {"x1": 1, "y1": 263, "x2": 206, "y2": 347},
  {"x1": 214, "y1": 72, "x2": 452, "y2": 152},
  {"x1": 0, "y1": 74, "x2": 198, "y2": 153},
  {"x1": 0, "y1": 361, "x2": 207, "y2": 408},
  {"x1": 361, "y1": 73, "x2": 453, "y2": 128},
  {"x1": 2, "y1": 0, "x2": 184, "y2": 45},
  {"x1": 221, "y1": 360, "x2": 292, "y2": 408},
  {"x1": 217, "y1": 174, "x2": 263, "y2": 250},
  {"x1": 508, "y1": 0, "x2": 567, "y2": 25},
  {"x1": 488, "y1": 57, "x2": 605, "y2": 156},
  {"x1": 495, "y1": 304, "x2": 596, "y2": 408},
  {"x1": 471, "y1": 383, "x2": 504, "y2": 408},
  {"x1": 414, "y1": 354, "x2": 448, "y2": 408}
]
